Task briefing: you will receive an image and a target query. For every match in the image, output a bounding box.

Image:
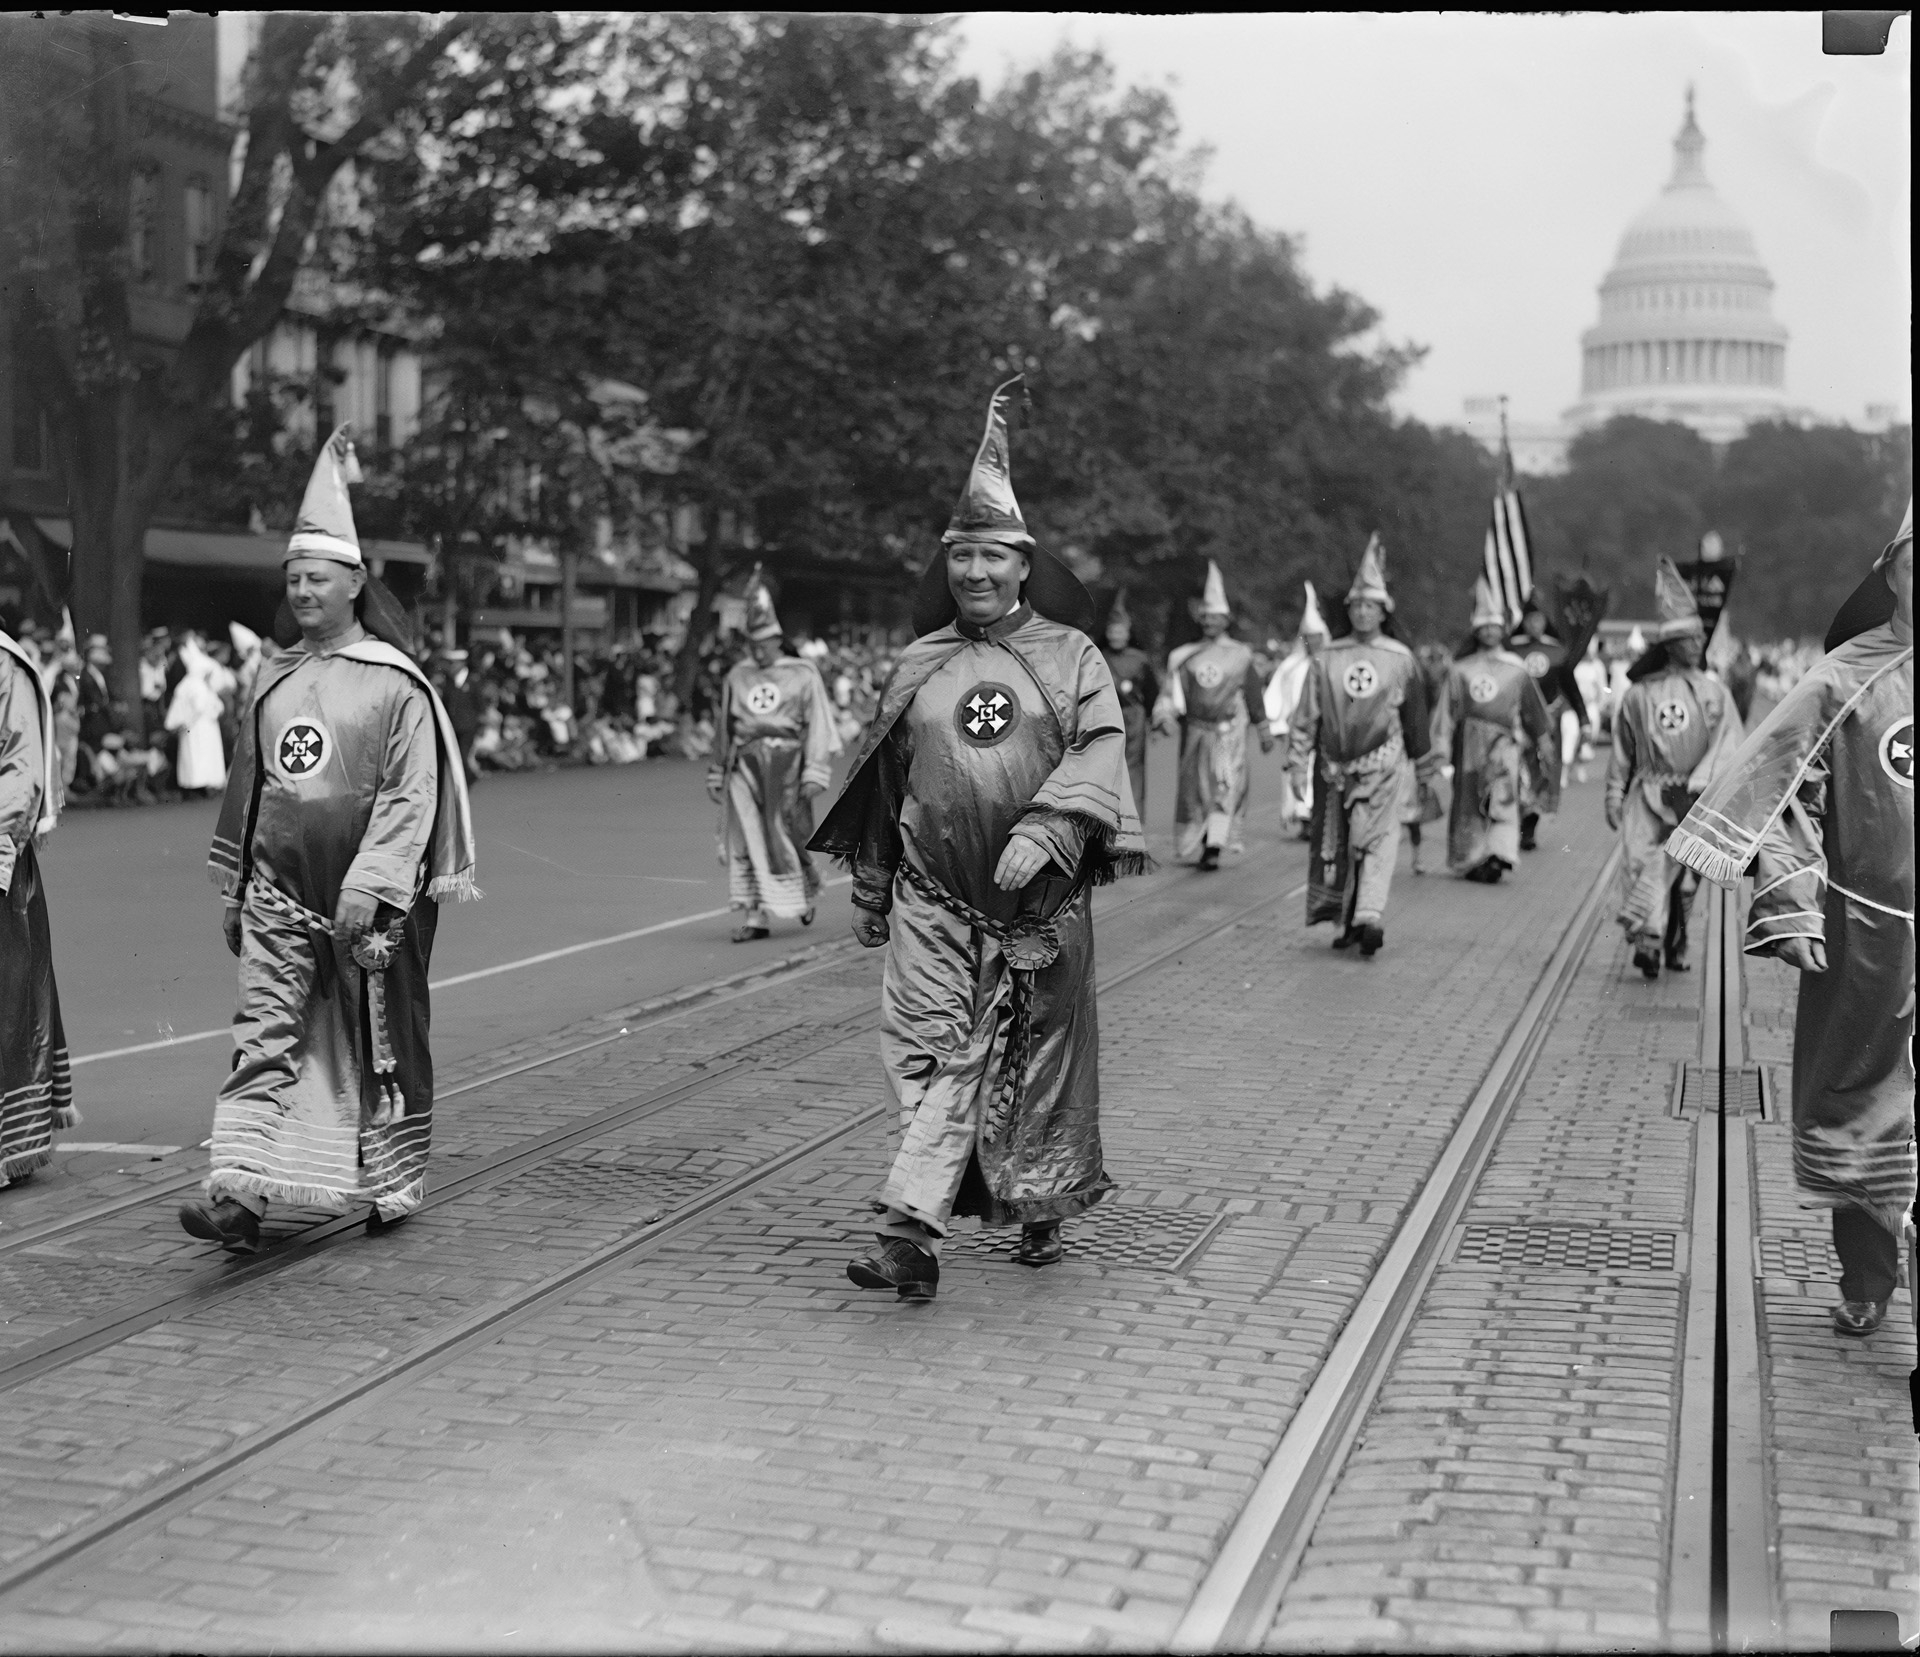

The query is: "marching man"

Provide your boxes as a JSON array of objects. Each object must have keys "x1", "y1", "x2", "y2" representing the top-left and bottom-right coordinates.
[
  {"x1": 708, "y1": 570, "x2": 842, "y2": 943},
  {"x1": 810, "y1": 378, "x2": 1146, "y2": 1302},
  {"x1": 1264, "y1": 581, "x2": 1331, "y2": 838},
  {"x1": 1287, "y1": 536, "x2": 1433, "y2": 956},
  {"x1": 179, "y1": 428, "x2": 478, "y2": 1252},
  {"x1": 1098, "y1": 591, "x2": 1157, "y2": 822},
  {"x1": 1604, "y1": 558, "x2": 1743, "y2": 980},
  {"x1": 1, "y1": 619, "x2": 75, "y2": 1186},
  {"x1": 1159, "y1": 561, "x2": 1272, "y2": 869},
  {"x1": 1672, "y1": 505, "x2": 1913, "y2": 1337},
  {"x1": 1445, "y1": 577, "x2": 1556, "y2": 884}
]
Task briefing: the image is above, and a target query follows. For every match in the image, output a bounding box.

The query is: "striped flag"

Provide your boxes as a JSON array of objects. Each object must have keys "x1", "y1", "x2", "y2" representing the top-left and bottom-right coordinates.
[{"x1": 1482, "y1": 432, "x2": 1534, "y2": 630}]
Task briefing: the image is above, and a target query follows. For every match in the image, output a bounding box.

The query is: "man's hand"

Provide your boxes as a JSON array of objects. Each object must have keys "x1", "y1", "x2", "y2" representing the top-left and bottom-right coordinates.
[
  {"x1": 1770, "y1": 935, "x2": 1827, "y2": 973},
  {"x1": 1258, "y1": 731, "x2": 1276, "y2": 755},
  {"x1": 705, "y1": 769, "x2": 723, "y2": 802},
  {"x1": 801, "y1": 779, "x2": 824, "y2": 800},
  {"x1": 223, "y1": 904, "x2": 243, "y2": 958},
  {"x1": 334, "y1": 888, "x2": 379, "y2": 945},
  {"x1": 994, "y1": 834, "x2": 1051, "y2": 892},
  {"x1": 1604, "y1": 799, "x2": 1622, "y2": 831},
  {"x1": 852, "y1": 908, "x2": 890, "y2": 948}
]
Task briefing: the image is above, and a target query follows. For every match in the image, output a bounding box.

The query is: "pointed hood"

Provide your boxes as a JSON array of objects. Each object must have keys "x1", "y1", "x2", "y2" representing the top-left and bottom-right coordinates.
[
  {"x1": 1109, "y1": 588, "x2": 1131, "y2": 630},
  {"x1": 943, "y1": 375, "x2": 1032, "y2": 548},
  {"x1": 1653, "y1": 556, "x2": 1703, "y2": 640},
  {"x1": 1199, "y1": 560, "x2": 1230, "y2": 617},
  {"x1": 743, "y1": 564, "x2": 783, "y2": 641},
  {"x1": 913, "y1": 377, "x2": 1096, "y2": 638},
  {"x1": 1347, "y1": 534, "x2": 1393, "y2": 612},
  {"x1": 1298, "y1": 580, "x2": 1329, "y2": 639},
  {"x1": 285, "y1": 425, "x2": 364, "y2": 567},
  {"x1": 1470, "y1": 575, "x2": 1505, "y2": 631}
]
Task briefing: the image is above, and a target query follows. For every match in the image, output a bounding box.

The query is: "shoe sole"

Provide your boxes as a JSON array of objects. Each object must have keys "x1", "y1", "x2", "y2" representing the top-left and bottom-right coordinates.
[
  {"x1": 179, "y1": 1209, "x2": 260, "y2": 1252},
  {"x1": 846, "y1": 1261, "x2": 938, "y2": 1300},
  {"x1": 1016, "y1": 1250, "x2": 1062, "y2": 1268}
]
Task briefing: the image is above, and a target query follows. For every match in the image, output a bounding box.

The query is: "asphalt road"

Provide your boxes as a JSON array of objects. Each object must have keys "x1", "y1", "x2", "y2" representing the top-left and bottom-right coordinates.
[{"x1": 43, "y1": 726, "x2": 1239, "y2": 1155}]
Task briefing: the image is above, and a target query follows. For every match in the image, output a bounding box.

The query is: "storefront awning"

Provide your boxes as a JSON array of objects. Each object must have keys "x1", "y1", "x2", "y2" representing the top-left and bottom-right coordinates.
[{"x1": 32, "y1": 518, "x2": 431, "y2": 572}]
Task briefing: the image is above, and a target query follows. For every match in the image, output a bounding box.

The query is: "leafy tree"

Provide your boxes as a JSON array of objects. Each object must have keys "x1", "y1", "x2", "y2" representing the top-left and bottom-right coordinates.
[{"x1": 0, "y1": 12, "x2": 526, "y2": 712}]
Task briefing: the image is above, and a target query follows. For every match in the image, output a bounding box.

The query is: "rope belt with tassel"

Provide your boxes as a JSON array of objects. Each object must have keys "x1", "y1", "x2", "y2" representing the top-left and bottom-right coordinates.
[{"x1": 895, "y1": 858, "x2": 1085, "y2": 1148}]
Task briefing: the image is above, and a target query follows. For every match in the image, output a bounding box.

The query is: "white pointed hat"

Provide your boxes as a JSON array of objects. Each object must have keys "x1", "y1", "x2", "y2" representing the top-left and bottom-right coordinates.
[
  {"x1": 1653, "y1": 556, "x2": 1702, "y2": 640},
  {"x1": 942, "y1": 376, "x2": 1032, "y2": 547},
  {"x1": 285, "y1": 425, "x2": 364, "y2": 567},
  {"x1": 1298, "y1": 579, "x2": 1329, "y2": 638},
  {"x1": 744, "y1": 564, "x2": 782, "y2": 641},
  {"x1": 1347, "y1": 534, "x2": 1393, "y2": 612},
  {"x1": 1877, "y1": 497, "x2": 1913, "y2": 570},
  {"x1": 1200, "y1": 560, "x2": 1230, "y2": 616},
  {"x1": 1470, "y1": 575, "x2": 1504, "y2": 631}
]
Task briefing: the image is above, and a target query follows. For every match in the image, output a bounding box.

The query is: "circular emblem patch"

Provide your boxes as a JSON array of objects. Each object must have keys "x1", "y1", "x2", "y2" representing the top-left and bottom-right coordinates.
[
  {"x1": 1467, "y1": 672, "x2": 1499, "y2": 705},
  {"x1": 1524, "y1": 650, "x2": 1551, "y2": 679},
  {"x1": 742, "y1": 680, "x2": 781, "y2": 717},
  {"x1": 275, "y1": 719, "x2": 330, "y2": 780},
  {"x1": 1193, "y1": 660, "x2": 1225, "y2": 690},
  {"x1": 1654, "y1": 699, "x2": 1691, "y2": 735},
  {"x1": 956, "y1": 682, "x2": 1021, "y2": 747},
  {"x1": 1880, "y1": 715, "x2": 1914, "y2": 788},
  {"x1": 1343, "y1": 661, "x2": 1379, "y2": 699}
]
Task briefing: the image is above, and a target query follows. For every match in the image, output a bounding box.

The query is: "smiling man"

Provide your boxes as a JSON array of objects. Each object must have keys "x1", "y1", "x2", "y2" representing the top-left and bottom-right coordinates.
[
  {"x1": 178, "y1": 427, "x2": 476, "y2": 1253},
  {"x1": 810, "y1": 378, "x2": 1147, "y2": 1302}
]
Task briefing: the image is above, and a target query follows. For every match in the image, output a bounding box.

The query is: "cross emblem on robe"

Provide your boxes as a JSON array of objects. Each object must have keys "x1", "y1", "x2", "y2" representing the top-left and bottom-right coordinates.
[{"x1": 965, "y1": 689, "x2": 1012, "y2": 737}]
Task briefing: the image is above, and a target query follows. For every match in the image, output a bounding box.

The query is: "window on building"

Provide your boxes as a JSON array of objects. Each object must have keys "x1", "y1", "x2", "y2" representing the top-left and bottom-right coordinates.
[
  {"x1": 184, "y1": 179, "x2": 215, "y2": 284},
  {"x1": 375, "y1": 347, "x2": 393, "y2": 452},
  {"x1": 129, "y1": 167, "x2": 160, "y2": 282}
]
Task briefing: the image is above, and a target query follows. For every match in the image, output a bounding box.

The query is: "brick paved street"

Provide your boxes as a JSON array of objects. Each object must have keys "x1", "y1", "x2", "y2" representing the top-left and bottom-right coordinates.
[{"x1": 1, "y1": 775, "x2": 1912, "y2": 1652}]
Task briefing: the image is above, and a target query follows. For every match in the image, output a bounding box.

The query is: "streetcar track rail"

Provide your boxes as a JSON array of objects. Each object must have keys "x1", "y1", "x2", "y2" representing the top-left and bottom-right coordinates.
[
  {"x1": 0, "y1": 872, "x2": 1305, "y2": 1599},
  {"x1": 1173, "y1": 844, "x2": 1624, "y2": 1652}
]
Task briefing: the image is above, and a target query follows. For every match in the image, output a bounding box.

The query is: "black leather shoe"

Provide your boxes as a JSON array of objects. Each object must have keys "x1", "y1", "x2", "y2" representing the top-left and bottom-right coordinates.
[
  {"x1": 1016, "y1": 1222, "x2": 1063, "y2": 1267},
  {"x1": 1833, "y1": 1298, "x2": 1890, "y2": 1337},
  {"x1": 847, "y1": 1236, "x2": 938, "y2": 1301},
  {"x1": 366, "y1": 1208, "x2": 410, "y2": 1234},
  {"x1": 1197, "y1": 846, "x2": 1220, "y2": 871},
  {"x1": 1664, "y1": 949, "x2": 1691, "y2": 973},
  {"x1": 1357, "y1": 923, "x2": 1384, "y2": 958},
  {"x1": 1519, "y1": 814, "x2": 1539, "y2": 851},
  {"x1": 178, "y1": 1196, "x2": 261, "y2": 1254},
  {"x1": 1633, "y1": 946, "x2": 1661, "y2": 980},
  {"x1": 1332, "y1": 926, "x2": 1360, "y2": 950}
]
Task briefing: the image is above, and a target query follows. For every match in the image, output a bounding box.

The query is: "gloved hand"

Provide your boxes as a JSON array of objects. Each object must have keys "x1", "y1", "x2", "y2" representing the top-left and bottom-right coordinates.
[
  {"x1": 223, "y1": 903, "x2": 243, "y2": 958},
  {"x1": 1258, "y1": 731, "x2": 1276, "y2": 755},
  {"x1": 852, "y1": 908, "x2": 890, "y2": 948},
  {"x1": 1604, "y1": 798, "x2": 1622, "y2": 831}
]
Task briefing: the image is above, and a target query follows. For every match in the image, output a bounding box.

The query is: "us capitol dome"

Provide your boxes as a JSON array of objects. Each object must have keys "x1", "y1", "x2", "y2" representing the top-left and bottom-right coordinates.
[{"x1": 1563, "y1": 89, "x2": 1803, "y2": 445}]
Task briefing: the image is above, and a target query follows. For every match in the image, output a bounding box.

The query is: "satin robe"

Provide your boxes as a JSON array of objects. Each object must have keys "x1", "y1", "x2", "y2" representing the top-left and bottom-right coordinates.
[
  {"x1": 207, "y1": 641, "x2": 473, "y2": 1218},
  {"x1": 710, "y1": 655, "x2": 842, "y2": 920},
  {"x1": 0, "y1": 635, "x2": 75, "y2": 1185},
  {"x1": 1445, "y1": 649, "x2": 1554, "y2": 873},
  {"x1": 810, "y1": 604, "x2": 1146, "y2": 1233},
  {"x1": 1605, "y1": 665, "x2": 1744, "y2": 945},
  {"x1": 1671, "y1": 624, "x2": 1914, "y2": 1236},
  {"x1": 1100, "y1": 644, "x2": 1157, "y2": 820},
  {"x1": 1288, "y1": 635, "x2": 1431, "y2": 927},
  {"x1": 1164, "y1": 636, "x2": 1264, "y2": 861}
]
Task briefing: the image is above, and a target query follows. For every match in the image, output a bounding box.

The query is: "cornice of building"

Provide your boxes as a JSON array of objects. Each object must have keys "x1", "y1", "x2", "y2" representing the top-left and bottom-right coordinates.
[{"x1": 1581, "y1": 317, "x2": 1791, "y2": 349}]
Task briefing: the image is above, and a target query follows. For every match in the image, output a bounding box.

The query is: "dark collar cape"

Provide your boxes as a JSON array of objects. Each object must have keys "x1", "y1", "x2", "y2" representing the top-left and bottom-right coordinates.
[
  {"x1": 1825, "y1": 566, "x2": 1896, "y2": 652},
  {"x1": 911, "y1": 545, "x2": 1096, "y2": 638}
]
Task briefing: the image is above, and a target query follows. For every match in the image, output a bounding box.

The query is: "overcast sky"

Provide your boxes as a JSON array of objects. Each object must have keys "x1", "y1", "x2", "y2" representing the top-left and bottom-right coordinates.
[{"x1": 951, "y1": 11, "x2": 1910, "y2": 433}]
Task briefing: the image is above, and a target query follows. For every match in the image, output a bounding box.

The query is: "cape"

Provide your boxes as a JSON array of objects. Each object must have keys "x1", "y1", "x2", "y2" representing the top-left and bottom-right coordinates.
[
  {"x1": 210, "y1": 636, "x2": 478, "y2": 904},
  {"x1": 0, "y1": 632, "x2": 58, "y2": 836}
]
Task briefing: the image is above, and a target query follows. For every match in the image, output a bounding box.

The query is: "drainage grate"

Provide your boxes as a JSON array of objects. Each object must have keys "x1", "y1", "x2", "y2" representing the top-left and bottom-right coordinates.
[
  {"x1": 941, "y1": 1206, "x2": 1228, "y2": 1273},
  {"x1": 1755, "y1": 1233, "x2": 1843, "y2": 1282},
  {"x1": 493, "y1": 1160, "x2": 713, "y2": 1211},
  {"x1": 1674, "y1": 1063, "x2": 1767, "y2": 1118},
  {"x1": 1453, "y1": 1226, "x2": 1678, "y2": 1272}
]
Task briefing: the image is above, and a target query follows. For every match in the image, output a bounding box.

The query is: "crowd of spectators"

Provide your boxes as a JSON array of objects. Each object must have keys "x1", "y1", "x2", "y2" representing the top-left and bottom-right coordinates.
[
  {"x1": 2, "y1": 610, "x2": 900, "y2": 807},
  {"x1": 8, "y1": 602, "x2": 1819, "y2": 810}
]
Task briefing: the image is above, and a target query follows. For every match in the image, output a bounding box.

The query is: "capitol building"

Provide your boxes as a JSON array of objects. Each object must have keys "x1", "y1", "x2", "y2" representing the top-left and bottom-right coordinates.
[
  {"x1": 1562, "y1": 89, "x2": 1801, "y2": 444},
  {"x1": 1463, "y1": 91, "x2": 1861, "y2": 472}
]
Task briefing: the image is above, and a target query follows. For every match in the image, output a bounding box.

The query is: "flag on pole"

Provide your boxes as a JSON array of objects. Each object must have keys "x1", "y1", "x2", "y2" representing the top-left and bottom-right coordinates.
[{"x1": 1481, "y1": 404, "x2": 1534, "y2": 631}]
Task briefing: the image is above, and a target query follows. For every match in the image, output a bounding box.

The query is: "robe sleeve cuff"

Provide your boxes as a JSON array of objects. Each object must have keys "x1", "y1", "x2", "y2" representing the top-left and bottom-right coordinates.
[
  {"x1": 802, "y1": 761, "x2": 833, "y2": 791},
  {"x1": 852, "y1": 863, "x2": 895, "y2": 915},
  {"x1": 338, "y1": 859, "x2": 418, "y2": 912},
  {"x1": 1010, "y1": 811, "x2": 1084, "y2": 875}
]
